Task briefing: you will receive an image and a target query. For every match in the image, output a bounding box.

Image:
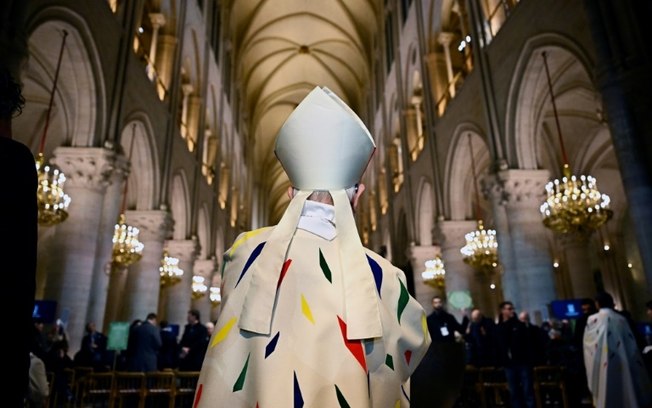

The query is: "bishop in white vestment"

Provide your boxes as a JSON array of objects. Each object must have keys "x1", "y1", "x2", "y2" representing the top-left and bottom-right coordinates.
[{"x1": 194, "y1": 86, "x2": 431, "y2": 407}]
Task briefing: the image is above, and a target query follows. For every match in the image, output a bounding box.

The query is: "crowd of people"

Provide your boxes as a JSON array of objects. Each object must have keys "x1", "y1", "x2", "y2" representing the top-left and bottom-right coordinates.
[
  {"x1": 420, "y1": 294, "x2": 652, "y2": 407},
  {"x1": 28, "y1": 309, "x2": 214, "y2": 406}
]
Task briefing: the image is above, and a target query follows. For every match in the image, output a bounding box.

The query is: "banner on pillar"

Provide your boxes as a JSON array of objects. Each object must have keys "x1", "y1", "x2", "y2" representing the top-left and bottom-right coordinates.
[
  {"x1": 107, "y1": 322, "x2": 130, "y2": 351},
  {"x1": 447, "y1": 291, "x2": 472, "y2": 311}
]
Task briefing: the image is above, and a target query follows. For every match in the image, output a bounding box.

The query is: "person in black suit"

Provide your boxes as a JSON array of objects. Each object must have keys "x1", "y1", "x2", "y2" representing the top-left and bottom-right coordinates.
[
  {"x1": 0, "y1": 64, "x2": 37, "y2": 407},
  {"x1": 178, "y1": 309, "x2": 208, "y2": 371},
  {"x1": 128, "y1": 313, "x2": 162, "y2": 372}
]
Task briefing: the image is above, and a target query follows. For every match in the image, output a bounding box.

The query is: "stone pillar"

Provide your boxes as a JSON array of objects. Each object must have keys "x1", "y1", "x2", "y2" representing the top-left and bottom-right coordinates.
[
  {"x1": 47, "y1": 147, "x2": 114, "y2": 352},
  {"x1": 104, "y1": 265, "x2": 129, "y2": 326},
  {"x1": 425, "y1": 52, "x2": 449, "y2": 116},
  {"x1": 437, "y1": 220, "x2": 480, "y2": 318},
  {"x1": 88, "y1": 154, "x2": 129, "y2": 332},
  {"x1": 584, "y1": 0, "x2": 652, "y2": 295},
  {"x1": 180, "y1": 84, "x2": 194, "y2": 141},
  {"x1": 147, "y1": 13, "x2": 166, "y2": 81},
  {"x1": 499, "y1": 169, "x2": 555, "y2": 321},
  {"x1": 407, "y1": 244, "x2": 441, "y2": 314},
  {"x1": 559, "y1": 234, "x2": 596, "y2": 299},
  {"x1": 437, "y1": 32, "x2": 456, "y2": 97},
  {"x1": 193, "y1": 258, "x2": 216, "y2": 323},
  {"x1": 186, "y1": 94, "x2": 201, "y2": 152},
  {"x1": 122, "y1": 210, "x2": 172, "y2": 321},
  {"x1": 163, "y1": 238, "x2": 198, "y2": 327},
  {"x1": 156, "y1": 34, "x2": 177, "y2": 98},
  {"x1": 483, "y1": 175, "x2": 518, "y2": 307}
]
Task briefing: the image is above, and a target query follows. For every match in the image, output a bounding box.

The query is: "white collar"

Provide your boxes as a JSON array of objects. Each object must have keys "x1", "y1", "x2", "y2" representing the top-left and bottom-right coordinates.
[{"x1": 297, "y1": 200, "x2": 337, "y2": 240}]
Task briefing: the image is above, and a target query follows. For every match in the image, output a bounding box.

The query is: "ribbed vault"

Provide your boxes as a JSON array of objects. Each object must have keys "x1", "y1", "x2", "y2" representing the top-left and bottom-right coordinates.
[{"x1": 228, "y1": 0, "x2": 379, "y2": 223}]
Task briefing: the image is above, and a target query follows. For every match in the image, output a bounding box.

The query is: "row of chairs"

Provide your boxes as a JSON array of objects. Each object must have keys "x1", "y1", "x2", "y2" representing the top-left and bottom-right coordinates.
[
  {"x1": 48, "y1": 367, "x2": 199, "y2": 407},
  {"x1": 457, "y1": 366, "x2": 569, "y2": 408}
]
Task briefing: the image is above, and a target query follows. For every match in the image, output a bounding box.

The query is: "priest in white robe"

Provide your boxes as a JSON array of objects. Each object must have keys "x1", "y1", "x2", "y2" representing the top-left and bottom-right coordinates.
[
  {"x1": 194, "y1": 86, "x2": 431, "y2": 407},
  {"x1": 583, "y1": 292, "x2": 652, "y2": 408}
]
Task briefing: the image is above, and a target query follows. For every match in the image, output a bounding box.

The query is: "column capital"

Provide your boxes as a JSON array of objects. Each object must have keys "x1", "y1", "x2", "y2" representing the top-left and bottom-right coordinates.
[
  {"x1": 406, "y1": 244, "x2": 441, "y2": 264},
  {"x1": 194, "y1": 259, "x2": 216, "y2": 279},
  {"x1": 436, "y1": 220, "x2": 478, "y2": 250},
  {"x1": 497, "y1": 169, "x2": 550, "y2": 207},
  {"x1": 165, "y1": 238, "x2": 198, "y2": 262},
  {"x1": 125, "y1": 210, "x2": 172, "y2": 242},
  {"x1": 52, "y1": 147, "x2": 115, "y2": 191},
  {"x1": 149, "y1": 12, "x2": 166, "y2": 28},
  {"x1": 437, "y1": 31, "x2": 455, "y2": 46},
  {"x1": 182, "y1": 83, "x2": 194, "y2": 96}
]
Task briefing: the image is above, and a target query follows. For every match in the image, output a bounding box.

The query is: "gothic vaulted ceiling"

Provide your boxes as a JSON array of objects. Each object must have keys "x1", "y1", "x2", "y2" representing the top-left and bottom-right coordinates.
[{"x1": 228, "y1": 0, "x2": 379, "y2": 223}]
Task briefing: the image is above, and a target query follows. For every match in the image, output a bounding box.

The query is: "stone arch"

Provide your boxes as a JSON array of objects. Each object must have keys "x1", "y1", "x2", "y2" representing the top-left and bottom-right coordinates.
[
  {"x1": 120, "y1": 115, "x2": 160, "y2": 210},
  {"x1": 170, "y1": 171, "x2": 190, "y2": 240},
  {"x1": 14, "y1": 10, "x2": 106, "y2": 155},
  {"x1": 416, "y1": 178, "x2": 435, "y2": 246},
  {"x1": 444, "y1": 124, "x2": 491, "y2": 221},
  {"x1": 197, "y1": 203, "x2": 211, "y2": 259},
  {"x1": 506, "y1": 34, "x2": 594, "y2": 170}
]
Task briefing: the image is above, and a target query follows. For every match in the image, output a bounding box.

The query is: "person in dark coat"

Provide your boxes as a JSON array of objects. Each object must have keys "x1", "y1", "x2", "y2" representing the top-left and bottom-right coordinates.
[
  {"x1": 496, "y1": 301, "x2": 536, "y2": 408},
  {"x1": 178, "y1": 309, "x2": 208, "y2": 371},
  {"x1": 158, "y1": 320, "x2": 179, "y2": 370},
  {"x1": 465, "y1": 308, "x2": 496, "y2": 367},
  {"x1": 76, "y1": 322, "x2": 108, "y2": 370},
  {"x1": 412, "y1": 296, "x2": 468, "y2": 407},
  {"x1": 1, "y1": 62, "x2": 37, "y2": 407},
  {"x1": 128, "y1": 313, "x2": 162, "y2": 372}
]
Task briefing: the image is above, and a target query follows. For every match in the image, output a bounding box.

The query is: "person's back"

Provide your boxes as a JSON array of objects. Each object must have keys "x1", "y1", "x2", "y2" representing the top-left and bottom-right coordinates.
[
  {"x1": 128, "y1": 314, "x2": 162, "y2": 372},
  {"x1": 584, "y1": 294, "x2": 652, "y2": 408},
  {"x1": 158, "y1": 321, "x2": 179, "y2": 370},
  {"x1": 194, "y1": 86, "x2": 430, "y2": 407}
]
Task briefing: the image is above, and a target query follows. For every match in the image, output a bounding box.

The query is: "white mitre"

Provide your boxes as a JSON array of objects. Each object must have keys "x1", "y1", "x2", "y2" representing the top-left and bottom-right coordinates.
[
  {"x1": 275, "y1": 86, "x2": 376, "y2": 190},
  {"x1": 239, "y1": 86, "x2": 382, "y2": 340}
]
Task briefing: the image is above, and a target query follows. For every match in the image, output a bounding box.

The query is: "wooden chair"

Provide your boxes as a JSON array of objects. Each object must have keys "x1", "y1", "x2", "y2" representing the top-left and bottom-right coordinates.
[
  {"x1": 456, "y1": 365, "x2": 482, "y2": 407},
  {"x1": 479, "y1": 367, "x2": 509, "y2": 407},
  {"x1": 144, "y1": 371, "x2": 175, "y2": 408},
  {"x1": 173, "y1": 371, "x2": 200, "y2": 408},
  {"x1": 114, "y1": 371, "x2": 146, "y2": 408},
  {"x1": 72, "y1": 366, "x2": 94, "y2": 403},
  {"x1": 533, "y1": 366, "x2": 569, "y2": 408},
  {"x1": 78, "y1": 371, "x2": 114, "y2": 407}
]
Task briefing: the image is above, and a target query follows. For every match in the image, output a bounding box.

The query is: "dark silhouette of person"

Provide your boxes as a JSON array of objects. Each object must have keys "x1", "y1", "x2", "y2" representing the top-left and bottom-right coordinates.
[
  {"x1": 158, "y1": 320, "x2": 179, "y2": 370},
  {"x1": 178, "y1": 309, "x2": 208, "y2": 371},
  {"x1": 465, "y1": 308, "x2": 496, "y2": 367},
  {"x1": 128, "y1": 313, "x2": 162, "y2": 372},
  {"x1": 76, "y1": 322, "x2": 108, "y2": 370},
  {"x1": 1, "y1": 64, "x2": 37, "y2": 407}
]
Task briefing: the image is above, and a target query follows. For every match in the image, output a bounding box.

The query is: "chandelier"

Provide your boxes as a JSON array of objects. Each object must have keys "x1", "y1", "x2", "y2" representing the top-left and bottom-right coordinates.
[
  {"x1": 36, "y1": 30, "x2": 71, "y2": 226},
  {"x1": 192, "y1": 275, "x2": 208, "y2": 300},
  {"x1": 112, "y1": 213, "x2": 144, "y2": 266},
  {"x1": 111, "y1": 125, "x2": 144, "y2": 268},
  {"x1": 539, "y1": 51, "x2": 612, "y2": 235},
  {"x1": 159, "y1": 250, "x2": 183, "y2": 287},
  {"x1": 460, "y1": 134, "x2": 499, "y2": 272},
  {"x1": 421, "y1": 257, "x2": 446, "y2": 288},
  {"x1": 209, "y1": 287, "x2": 221, "y2": 307},
  {"x1": 461, "y1": 220, "x2": 499, "y2": 271}
]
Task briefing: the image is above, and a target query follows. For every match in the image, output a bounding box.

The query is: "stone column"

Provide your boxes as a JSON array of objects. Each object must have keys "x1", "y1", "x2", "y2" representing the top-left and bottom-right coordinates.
[
  {"x1": 156, "y1": 34, "x2": 177, "y2": 98},
  {"x1": 499, "y1": 169, "x2": 555, "y2": 321},
  {"x1": 407, "y1": 244, "x2": 441, "y2": 313},
  {"x1": 163, "y1": 238, "x2": 198, "y2": 327},
  {"x1": 88, "y1": 154, "x2": 129, "y2": 332},
  {"x1": 193, "y1": 258, "x2": 216, "y2": 323},
  {"x1": 559, "y1": 234, "x2": 596, "y2": 299},
  {"x1": 437, "y1": 220, "x2": 480, "y2": 318},
  {"x1": 122, "y1": 210, "x2": 172, "y2": 321},
  {"x1": 425, "y1": 52, "x2": 449, "y2": 116},
  {"x1": 437, "y1": 32, "x2": 456, "y2": 97},
  {"x1": 180, "y1": 84, "x2": 194, "y2": 141},
  {"x1": 186, "y1": 94, "x2": 201, "y2": 152},
  {"x1": 147, "y1": 13, "x2": 166, "y2": 81},
  {"x1": 483, "y1": 175, "x2": 518, "y2": 306},
  {"x1": 47, "y1": 147, "x2": 114, "y2": 352}
]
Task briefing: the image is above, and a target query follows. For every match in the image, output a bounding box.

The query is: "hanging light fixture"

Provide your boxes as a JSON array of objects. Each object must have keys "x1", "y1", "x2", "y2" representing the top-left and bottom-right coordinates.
[
  {"x1": 192, "y1": 275, "x2": 208, "y2": 300},
  {"x1": 36, "y1": 30, "x2": 71, "y2": 226},
  {"x1": 209, "y1": 286, "x2": 221, "y2": 307},
  {"x1": 159, "y1": 250, "x2": 183, "y2": 287},
  {"x1": 538, "y1": 51, "x2": 612, "y2": 235},
  {"x1": 460, "y1": 134, "x2": 499, "y2": 272},
  {"x1": 111, "y1": 124, "x2": 144, "y2": 268},
  {"x1": 421, "y1": 257, "x2": 446, "y2": 288}
]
